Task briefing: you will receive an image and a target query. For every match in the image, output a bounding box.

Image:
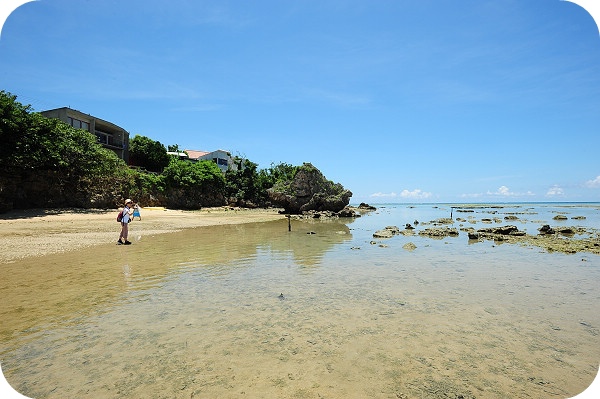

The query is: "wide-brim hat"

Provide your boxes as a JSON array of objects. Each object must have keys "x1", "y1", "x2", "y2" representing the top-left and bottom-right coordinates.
[{"x1": 124, "y1": 199, "x2": 133, "y2": 205}]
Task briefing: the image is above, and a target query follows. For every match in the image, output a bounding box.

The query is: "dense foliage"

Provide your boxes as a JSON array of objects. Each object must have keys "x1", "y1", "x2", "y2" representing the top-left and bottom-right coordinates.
[
  {"x1": 225, "y1": 160, "x2": 299, "y2": 207},
  {"x1": 128, "y1": 134, "x2": 171, "y2": 173},
  {"x1": 161, "y1": 158, "x2": 226, "y2": 208},
  {"x1": 0, "y1": 90, "x2": 131, "y2": 210},
  {"x1": 0, "y1": 92, "x2": 120, "y2": 176},
  {"x1": 0, "y1": 90, "x2": 304, "y2": 212}
]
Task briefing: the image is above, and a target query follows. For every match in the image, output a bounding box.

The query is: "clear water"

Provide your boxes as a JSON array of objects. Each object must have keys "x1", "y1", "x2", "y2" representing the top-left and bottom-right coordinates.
[{"x1": 1, "y1": 203, "x2": 599, "y2": 399}]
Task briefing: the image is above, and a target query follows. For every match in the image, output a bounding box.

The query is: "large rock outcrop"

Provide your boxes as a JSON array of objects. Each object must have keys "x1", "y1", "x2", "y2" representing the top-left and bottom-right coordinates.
[{"x1": 267, "y1": 163, "x2": 352, "y2": 214}]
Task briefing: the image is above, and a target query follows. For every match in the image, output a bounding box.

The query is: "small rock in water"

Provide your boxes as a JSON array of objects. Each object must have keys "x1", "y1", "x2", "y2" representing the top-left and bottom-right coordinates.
[{"x1": 402, "y1": 242, "x2": 417, "y2": 251}]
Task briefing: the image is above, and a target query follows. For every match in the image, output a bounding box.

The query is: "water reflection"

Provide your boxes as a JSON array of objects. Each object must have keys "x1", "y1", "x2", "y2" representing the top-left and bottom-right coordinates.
[{"x1": 0, "y1": 218, "x2": 353, "y2": 347}]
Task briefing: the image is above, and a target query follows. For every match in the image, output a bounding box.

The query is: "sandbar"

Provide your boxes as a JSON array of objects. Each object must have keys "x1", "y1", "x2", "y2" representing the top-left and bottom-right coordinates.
[{"x1": 0, "y1": 207, "x2": 285, "y2": 263}]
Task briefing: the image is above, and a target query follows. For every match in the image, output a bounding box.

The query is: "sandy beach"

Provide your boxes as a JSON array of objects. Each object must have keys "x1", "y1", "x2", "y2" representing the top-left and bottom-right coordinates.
[{"x1": 0, "y1": 207, "x2": 285, "y2": 264}]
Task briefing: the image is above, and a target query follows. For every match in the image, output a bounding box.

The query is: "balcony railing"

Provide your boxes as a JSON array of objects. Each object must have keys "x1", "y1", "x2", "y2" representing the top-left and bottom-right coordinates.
[{"x1": 95, "y1": 131, "x2": 124, "y2": 149}]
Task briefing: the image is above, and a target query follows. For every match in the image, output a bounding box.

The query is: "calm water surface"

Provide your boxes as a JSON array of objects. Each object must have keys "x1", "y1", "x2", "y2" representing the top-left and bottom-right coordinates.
[{"x1": 1, "y1": 203, "x2": 599, "y2": 398}]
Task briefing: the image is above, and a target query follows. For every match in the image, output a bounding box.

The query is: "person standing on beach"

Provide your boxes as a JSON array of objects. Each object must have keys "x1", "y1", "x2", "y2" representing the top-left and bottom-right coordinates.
[{"x1": 118, "y1": 199, "x2": 134, "y2": 245}]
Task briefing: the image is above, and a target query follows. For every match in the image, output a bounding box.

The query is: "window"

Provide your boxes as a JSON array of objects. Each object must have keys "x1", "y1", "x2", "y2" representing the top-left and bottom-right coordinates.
[{"x1": 68, "y1": 116, "x2": 90, "y2": 131}]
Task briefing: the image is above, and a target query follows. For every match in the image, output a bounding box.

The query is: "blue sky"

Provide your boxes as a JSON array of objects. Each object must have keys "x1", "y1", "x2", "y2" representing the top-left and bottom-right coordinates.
[{"x1": 1, "y1": 0, "x2": 599, "y2": 204}]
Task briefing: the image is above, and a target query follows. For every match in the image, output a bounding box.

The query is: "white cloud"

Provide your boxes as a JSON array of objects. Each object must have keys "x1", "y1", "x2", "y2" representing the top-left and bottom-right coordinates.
[
  {"x1": 546, "y1": 185, "x2": 564, "y2": 196},
  {"x1": 585, "y1": 175, "x2": 600, "y2": 188},
  {"x1": 494, "y1": 185, "x2": 511, "y2": 196},
  {"x1": 399, "y1": 189, "x2": 432, "y2": 199},
  {"x1": 486, "y1": 186, "x2": 535, "y2": 197},
  {"x1": 370, "y1": 192, "x2": 397, "y2": 198},
  {"x1": 370, "y1": 189, "x2": 433, "y2": 200},
  {"x1": 460, "y1": 192, "x2": 482, "y2": 198}
]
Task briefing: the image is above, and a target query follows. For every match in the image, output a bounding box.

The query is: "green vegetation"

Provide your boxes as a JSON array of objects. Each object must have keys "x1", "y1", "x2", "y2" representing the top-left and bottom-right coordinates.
[
  {"x1": 225, "y1": 159, "x2": 298, "y2": 206},
  {"x1": 128, "y1": 134, "x2": 171, "y2": 173},
  {"x1": 0, "y1": 90, "x2": 304, "y2": 211}
]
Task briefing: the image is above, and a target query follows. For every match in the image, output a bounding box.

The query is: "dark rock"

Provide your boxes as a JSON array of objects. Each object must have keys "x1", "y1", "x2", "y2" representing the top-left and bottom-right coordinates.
[
  {"x1": 558, "y1": 227, "x2": 575, "y2": 235},
  {"x1": 337, "y1": 206, "x2": 358, "y2": 217},
  {"x1": 267, "y1": 163, "x2": 352, "y2": 214},
  {"x1": 478, "y1": 225, "x2": 520, "y2": 235},
  {"x1": 539, "y1": 225, "x2": 555, "y2": 235},
  {"x1": 358, "y1": 202, "x2": 377, "y2": 210}
]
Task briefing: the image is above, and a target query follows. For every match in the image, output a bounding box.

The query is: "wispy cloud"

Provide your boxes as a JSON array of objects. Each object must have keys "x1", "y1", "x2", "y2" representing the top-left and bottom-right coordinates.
[
  {"x1": 370, "y1": 192, "x2": 397, "y2": 198},
  {"x1": 546, "y1": 185, "x2": 564, "y2": 196},
  {"x1": 370, "y1": 189, "x2": 433, "y2": 200},
  {"x1": 486, "y1": 185, "x2": 534, "y2": 197},
  {"x1": 400, "y1": 189, "x2": 432, "y2": 199},
  {"x1": 462, "y1": 185, "x2": 535, "y2": 198},
  {"x1": 460, "y1": 192, "x2": 483, "y2": 199},
  {"x1": 585, "y1": 175, "x2": 600, "y2": 188}
]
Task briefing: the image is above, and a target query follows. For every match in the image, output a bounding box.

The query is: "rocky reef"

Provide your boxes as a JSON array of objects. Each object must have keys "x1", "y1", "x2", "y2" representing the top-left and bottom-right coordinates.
[{"x1": 372, "y1": 219, "x2": 600, "y2": 255}]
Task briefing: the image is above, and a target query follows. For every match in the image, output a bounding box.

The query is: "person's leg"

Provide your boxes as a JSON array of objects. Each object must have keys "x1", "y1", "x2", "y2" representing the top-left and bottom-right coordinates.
[{"x1": 118, "y1": 223, "x2": 127, "y2": 243}]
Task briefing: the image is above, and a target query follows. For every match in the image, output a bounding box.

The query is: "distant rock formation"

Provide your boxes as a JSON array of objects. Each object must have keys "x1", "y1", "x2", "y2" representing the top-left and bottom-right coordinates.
[
  {"x1": 357, "y1": 202, "x2": 377, "y2": 211},
  {"x1": 267, "y1": 163, "x2": 352, "y2": 214}
]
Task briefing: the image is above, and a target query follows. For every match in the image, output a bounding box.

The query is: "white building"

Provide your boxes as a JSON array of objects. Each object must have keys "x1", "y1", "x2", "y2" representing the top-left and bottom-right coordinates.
[{"x1": 183, "y1": 149, "x2": 238, "y2": 173}]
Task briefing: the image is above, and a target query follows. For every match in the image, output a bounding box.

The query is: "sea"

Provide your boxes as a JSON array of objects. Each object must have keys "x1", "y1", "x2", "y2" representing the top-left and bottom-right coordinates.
[{"x1": 1, "y1": 202, "x2": 599, "y2": 399}]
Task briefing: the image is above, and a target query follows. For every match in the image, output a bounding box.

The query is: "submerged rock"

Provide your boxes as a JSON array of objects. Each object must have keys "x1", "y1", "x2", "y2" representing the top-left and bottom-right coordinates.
[
  {"x1": 468, "y1": 232, "x2": 479, "y2": 240},
  {"x1": 373, "y1": 226, "x2": 401, "y2": 238},
  {"x1": 477, "y1": 225, "x2": 523, "y2": 236},
  {"x1": 418, "y1": 227, "x2": 459, "y2": 238},
  {"x1": 539, "y1": 225, "x2": 555, "y2": 235},
  {"x1": 402, "y1": 242, "x2": 417, "y2": 251}
]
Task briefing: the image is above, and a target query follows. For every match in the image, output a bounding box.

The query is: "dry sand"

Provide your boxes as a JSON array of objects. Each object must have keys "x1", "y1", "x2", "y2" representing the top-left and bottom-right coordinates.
[{"x1": 0, "y1": 207, "x2": 285, "y2": 263}]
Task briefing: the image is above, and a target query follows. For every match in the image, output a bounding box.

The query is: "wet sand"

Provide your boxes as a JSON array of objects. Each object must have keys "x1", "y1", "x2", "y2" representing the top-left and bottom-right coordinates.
[{"x1": 0, "y1": 207, "x2": 285, "y2": 263}]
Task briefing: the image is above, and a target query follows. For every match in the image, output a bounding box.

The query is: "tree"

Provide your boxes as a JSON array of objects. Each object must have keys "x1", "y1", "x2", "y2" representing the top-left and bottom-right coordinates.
[
  {"x1": 224, "y1": 158, "x2": 260, "y2": 205},
  {"x1": 162, "y1": 158, "x2": 226, "y2": 208},
  {"x1": 0, "y1": 90, "x2": 129, "y2": 210},
  {"x1": 128, "y1": 134, "x2": 170, "y2": 173}
]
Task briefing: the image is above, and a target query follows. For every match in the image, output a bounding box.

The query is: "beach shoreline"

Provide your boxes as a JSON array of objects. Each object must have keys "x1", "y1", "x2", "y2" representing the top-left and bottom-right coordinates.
[
  {"x1": 0, "y1": 207, "x2": 286, "y2": 263},
  {"x1": 2, "y1": 203, "x2": 599, "y2": 264}
]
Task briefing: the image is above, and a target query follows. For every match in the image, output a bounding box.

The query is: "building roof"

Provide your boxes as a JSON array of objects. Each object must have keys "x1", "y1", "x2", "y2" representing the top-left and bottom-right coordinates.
[
  {"x1": 41, "y1": 106, "x2": 127, "y2": 132},
  {"x1": 184, "y1": 149, "x2": 210, "y2": 160}
]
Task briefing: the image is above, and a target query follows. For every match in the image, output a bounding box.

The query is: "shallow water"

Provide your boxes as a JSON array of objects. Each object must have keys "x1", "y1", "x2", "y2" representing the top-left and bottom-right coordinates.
[{"x1": 1, "y1": 203, "x2": 599, "y2": 398}]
